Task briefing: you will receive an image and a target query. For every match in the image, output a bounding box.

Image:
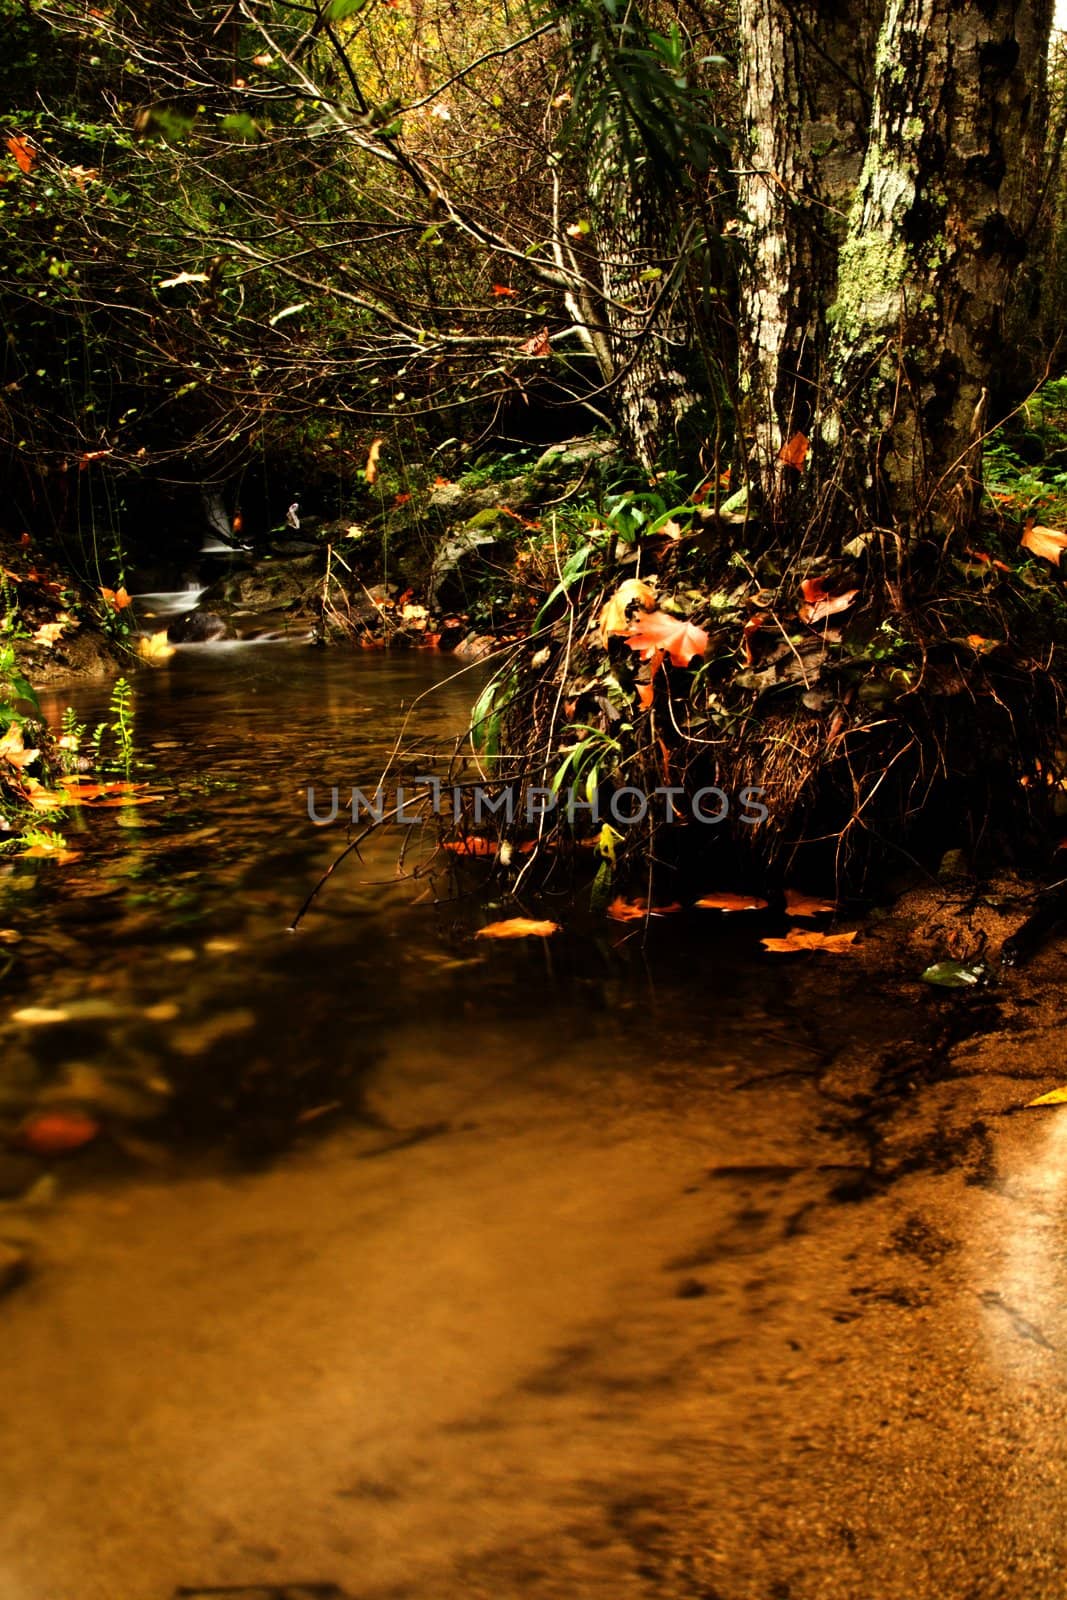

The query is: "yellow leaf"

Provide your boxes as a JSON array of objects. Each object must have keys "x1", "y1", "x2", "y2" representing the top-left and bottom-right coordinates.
[
  {"x1": 476, "y1": 918, "x2": 560, "y2": 940},
  {"x1": 23, "y1": 777, "x2": 65, "y2": 810},
  {"x1": 598, "y1": 578, "x2": 656, "y2": 645},
  {"x1": 1020, "y1": 524, "x2": 1067, "y2": 566},
  {"x1": 17, "y1": 838, "x2": 81, "y2": 862},
  {"x1": 1026, "y1": 1086, "x2": 1067, "y2": 1107},
  {"x1": 0, "y1": 724, "x2": 38, "y2": 769},
  {"x1": 32, "y1": 620, "x2": 67, "y2": 646},
  {"x1": 137, "y1": 629, "x2": 176, "y2": 664},
  {"x1": 762, "y1": 929, "x2": 858, "y2": 954}
]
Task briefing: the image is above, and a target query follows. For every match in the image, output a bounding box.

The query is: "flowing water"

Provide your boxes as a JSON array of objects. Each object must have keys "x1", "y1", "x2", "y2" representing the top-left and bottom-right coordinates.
[{"x1": 2, "y1": 649, "x2": 1067, "y2": 1600}]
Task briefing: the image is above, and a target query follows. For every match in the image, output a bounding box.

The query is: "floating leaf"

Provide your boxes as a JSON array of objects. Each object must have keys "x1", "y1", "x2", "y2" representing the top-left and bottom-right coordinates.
[
  {"x1": 137, "y1": 629, "x2": 176, "y2": 664},
  {"x1": 23, "y1": 778, "x2": 65, "y2": 811},
  {"x1": 607, "y1": 897, "x2": 683, "y2": 921},
  {"x1": 442, "y1": 837, "x2": 498, "y2": 856},
  {"x1": 762, "y1": 929, "x2": 858, "y2": 954},
  {"x1": 16, "y1": 1111, "x2": 100, "y2": 1154},
  {"x1": 695, "y1": 891, "x2": 769, "y2": 911},
  {"x1": 784, "y1": 889, "x2": 837, "y2": 917},
  {"x1": 476, "y1": 918, "x2": 560, "y2": 940},
  {"x1": 17, "y1": 840, "x2": 82, "y2": 862},
  {"x1": 626, "y1": 610, "x2": 708, "y2": 668},
  {"x1": 920, "y1": 959, "x2": 988, "y2": 988},
  {"x1": 1020, "y1": 524, "x2": 1067, "y2": 566}
]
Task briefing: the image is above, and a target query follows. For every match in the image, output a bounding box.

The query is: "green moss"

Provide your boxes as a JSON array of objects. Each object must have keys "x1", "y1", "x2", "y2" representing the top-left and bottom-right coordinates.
[{"x1": 832, "y1": 230, "x2": 909, "y2": 341}]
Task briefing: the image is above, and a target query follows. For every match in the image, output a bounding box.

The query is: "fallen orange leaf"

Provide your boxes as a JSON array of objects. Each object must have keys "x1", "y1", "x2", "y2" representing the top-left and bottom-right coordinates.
[
  {"x1": 519, "y1": 326, "x2": 551, "y2": 357},
  {"x1": 742, "y1": 613, "x2": 768, "y2": 664},
  {"x1": 476, "y1": 917, "x2": 560, "y2": 939},
  {"x1": 762, "y1": 929, "x2": 858, "y2": 953},
  {"x1": 798, "y1": 577, "x2": 859, "y2": 625},
  {"x1": 784, "y1": 889, "x2": 837, "y2": 917},
  {"x1": 492, "y1": 283, "x2": 518, "y2": 297},
  {"x1": 626, "y1": 610, "x2": 708, "y2": 668},
  {"x1": 599, "y1": 577, "x2": 657, "y2": 645},
  {"x1": 1020, "y1": 524, "x2": 1067, "y2": 566},
  {"x1": 5, "y1": 134, "x2": 36, "y2": 173},
  {"x1": 607, "y1": 897, "x2": 683, "y2": 922},
  {"x1": 442, "y1": 837, "x2": 498, "y2": 856},
  {"x1": 778, "y1": 431, "x2": 809, "y2": 470},
  {"x1": 695, "y1": 891, "x2": 769, "y2": 912}
]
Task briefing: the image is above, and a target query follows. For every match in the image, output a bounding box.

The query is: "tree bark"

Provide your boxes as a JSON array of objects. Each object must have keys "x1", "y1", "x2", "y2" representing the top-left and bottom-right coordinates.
[{"x1": 738, "y1": 0, "x2": 1054, "y2": 536}]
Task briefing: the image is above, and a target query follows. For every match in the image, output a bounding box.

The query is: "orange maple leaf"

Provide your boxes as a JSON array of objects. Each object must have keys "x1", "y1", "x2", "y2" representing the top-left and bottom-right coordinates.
[
  {"x1": 798, "y1": 577, "x2": 859, "y2": 625},
  {"x1": 1021, "y1": 524, "x2": 1067, "y2": 566},
  {"x1": 695, "y1": 891, "x2": 769, "y2": 911},
  {"x1": 607, "y1": 898, "x2": 683, "y2": 921},
  {"x1": 762, "y1": 929, "x2": 858, "y2": 953},
  {"x1": 626, "y1": 610, "x2": 707, "y2": 668},
  {"x1": 492, "y1": 284, "x2": 518, "y2": 297},
  {"x1": 476, "y1": 917, "x2": 560, "y2": 939}
]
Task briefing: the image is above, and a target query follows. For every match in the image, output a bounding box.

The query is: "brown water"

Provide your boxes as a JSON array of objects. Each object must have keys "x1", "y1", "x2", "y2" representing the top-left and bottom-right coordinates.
[{"x1": 2, "y1": 648, "x2": 1067, "y2": 1600}]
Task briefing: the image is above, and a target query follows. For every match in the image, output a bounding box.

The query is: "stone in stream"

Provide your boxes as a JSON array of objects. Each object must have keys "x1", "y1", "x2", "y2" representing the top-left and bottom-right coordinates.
[
  {"x1": 0, "y1": 1240, "x2": 30, "y2": 1298},
  {"x1": 0, "y1": 1154, "x2": 41, "y2": 1201},
  {"x1": 167, "y1": 609, "x2": 235, "y2": 644}
]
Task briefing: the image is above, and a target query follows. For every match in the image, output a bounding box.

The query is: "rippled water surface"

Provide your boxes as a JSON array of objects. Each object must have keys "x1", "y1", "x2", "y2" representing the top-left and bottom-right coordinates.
[{"x1": 2, "y1": 649, "x2": 1066, "y2": 1600}]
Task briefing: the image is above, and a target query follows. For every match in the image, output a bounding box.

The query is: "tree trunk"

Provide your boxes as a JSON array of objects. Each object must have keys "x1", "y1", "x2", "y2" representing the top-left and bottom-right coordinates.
[
  {"x1": 738, "y1": 1, "x2": 879, "y2": 513},
  {"x1": 738, "y1": 0, "x2": 1054, "y2": 536},
  {"x1": 561, "y1": 6, "x2": 705, "y2": 473}
]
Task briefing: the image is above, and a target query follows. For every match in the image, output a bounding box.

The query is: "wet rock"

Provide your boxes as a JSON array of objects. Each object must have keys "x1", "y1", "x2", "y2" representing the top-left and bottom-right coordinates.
[
  {"x1": 167, "y1": 610, "x2": 234, "y2": 643},
  {"x1": 0, "y1": 1241, "x2": 30, "y2": 1298},
  {"x1": 271, "y1": 539, "x2": 320, "y2": 556},
  {"x1": 0, "y1": 1154, "x2": 40, "y2": 1200},
  {"x1": 429, "y1": 526, "x2": 510, "y2": 611},
  {"x1": 676, "y1": 1277, "x2": 709, "y2": 1299},
  {"x1": 452, "y1": 633, "x2": 496, "y2": 662},
  {"x1": 532, "y1": 436, "x2": 618, "y2": 486}
]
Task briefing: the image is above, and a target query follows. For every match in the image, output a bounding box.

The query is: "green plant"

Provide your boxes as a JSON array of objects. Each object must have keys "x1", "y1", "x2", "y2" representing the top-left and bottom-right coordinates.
[
  {"x1": 0, "y1": 642, "x2": 40, "y2": 728},
  {"x1": 108, "y1": 675, "x2": 135, "y2": 775}
]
